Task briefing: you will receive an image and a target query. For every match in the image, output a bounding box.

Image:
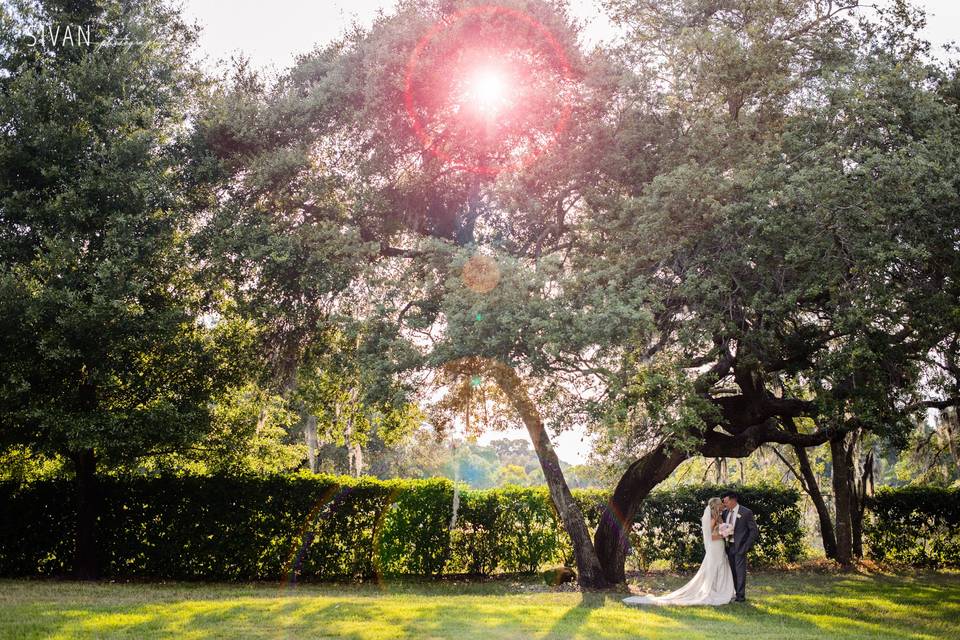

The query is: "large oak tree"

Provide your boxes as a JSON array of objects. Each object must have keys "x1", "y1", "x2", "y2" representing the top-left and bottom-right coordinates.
[{"x1": 197, "y1": 0, "x2": 959, "y2": 586}]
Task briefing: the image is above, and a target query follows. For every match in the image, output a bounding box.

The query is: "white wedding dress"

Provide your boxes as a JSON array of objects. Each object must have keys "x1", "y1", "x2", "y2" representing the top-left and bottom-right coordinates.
[{"x1": 623, "y1": 505, "x2": 735, "y2": 606}]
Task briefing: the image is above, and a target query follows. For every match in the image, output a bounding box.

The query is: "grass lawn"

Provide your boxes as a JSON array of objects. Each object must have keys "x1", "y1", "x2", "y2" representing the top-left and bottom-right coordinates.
[{"x1": 1, "y1": 570, "x2": 958, "y2": 639}]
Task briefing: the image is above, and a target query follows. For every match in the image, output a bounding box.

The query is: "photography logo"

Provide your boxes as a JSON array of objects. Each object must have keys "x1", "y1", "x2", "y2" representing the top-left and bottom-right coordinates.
[{"x1": 23, "y1": 23, "x2": 151, "y2": 51}]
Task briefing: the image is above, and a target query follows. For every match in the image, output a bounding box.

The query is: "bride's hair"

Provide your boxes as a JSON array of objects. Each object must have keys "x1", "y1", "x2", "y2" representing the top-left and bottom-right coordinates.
[{"x1": 707, "y1": 497, "x2": 723, "y2": 523}]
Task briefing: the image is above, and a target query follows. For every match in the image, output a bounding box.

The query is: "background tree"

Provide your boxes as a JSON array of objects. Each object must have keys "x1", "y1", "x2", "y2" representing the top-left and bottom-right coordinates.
[
  {"x1": 292, "y1": 326, "x2": 423, "y2": 476},
  {"x1": 895, "y1": 410, "x2": 960, "y2": 485},
  {"x1": 98, "y1": 302, "x2": 309, "y2": 476},
  {"x1": 0, "y1": 0, "x2": 243, "y2": 578},
  {"x1": 581, "y1": 0, "x2": 960, "y2": 578}
]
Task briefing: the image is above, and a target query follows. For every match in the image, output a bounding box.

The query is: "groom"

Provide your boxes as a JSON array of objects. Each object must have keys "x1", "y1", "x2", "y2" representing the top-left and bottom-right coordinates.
[{"x1": 721, "y1": 490, "x2": 759, "y2": 603}]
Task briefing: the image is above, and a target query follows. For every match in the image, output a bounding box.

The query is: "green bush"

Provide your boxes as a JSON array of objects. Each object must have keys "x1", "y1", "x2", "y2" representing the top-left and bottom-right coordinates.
[
  {"x1": 601, "y1": 484, "x2": 805, "y2": 571},
  {"x1": 0, "y1": 479, "x2": 74, "y2": 576},
  {"x1": 376, "y1": 478, "x2": 453, "y2": 576},
  {"x1": 0, "y1": 476, "x2": 803, "y2": 579},
  {"x1": 496, "y1": 486, "x2": 567, "y2": 573},
  {"x1": 449, "y1": 489, "x2": 502, "y2": 575},
  {"x1": 864, "y1": 485, "x2": 960, "y2": 568}
]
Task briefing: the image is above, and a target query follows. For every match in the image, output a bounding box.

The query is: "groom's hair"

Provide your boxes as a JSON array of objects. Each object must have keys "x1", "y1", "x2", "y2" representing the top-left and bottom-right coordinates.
[{"x1": 721, "y1": 490, "x2": 740, "y2": 501}]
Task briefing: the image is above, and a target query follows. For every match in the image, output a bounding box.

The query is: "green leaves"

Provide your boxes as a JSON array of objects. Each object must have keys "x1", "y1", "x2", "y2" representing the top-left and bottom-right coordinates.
[
  {"x1": 865, "y1": 485, "x2": 960, "y2": 568},
  {"x1": 0, "y1": 477, "x2": 807, "y2": 578},
  {"x1": 577, "y1": 0, "x2": 960, "y2": 460},
  {"x1": 0, "y1": 0, "x2": 234, "y2": 464}
]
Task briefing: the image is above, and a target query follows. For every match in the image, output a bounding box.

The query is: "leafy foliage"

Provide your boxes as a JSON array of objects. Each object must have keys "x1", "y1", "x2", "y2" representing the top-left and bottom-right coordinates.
[
  {"x1": 0, "y1": 0, "x2": 239, "y2": 466},
  {"x1": 0, "y1": 478, "x2": 805, "y2": 579},
  {"x1": 864, "y1": 485, "x2": 960, "y2": 568},
  {"x1": 579, "y1": 484, "x2": 806, "y2": 571}
]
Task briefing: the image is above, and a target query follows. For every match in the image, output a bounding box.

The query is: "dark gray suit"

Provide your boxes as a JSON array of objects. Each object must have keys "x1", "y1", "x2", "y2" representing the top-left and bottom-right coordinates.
[{"x1": 722, "y1": 504, "x2": 759, "y2": 601}]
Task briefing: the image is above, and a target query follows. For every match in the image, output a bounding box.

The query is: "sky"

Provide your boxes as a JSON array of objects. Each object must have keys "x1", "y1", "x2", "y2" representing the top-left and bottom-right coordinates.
[
  {"x1": 178, "y1": 0, "x2": 957, "y2": 463},
  {"x1": 180, "y1": 0, "x2": 614, "y2": 74},
  {"x1": 181, "y1": 0, "x2": 959, "y2": 74}
]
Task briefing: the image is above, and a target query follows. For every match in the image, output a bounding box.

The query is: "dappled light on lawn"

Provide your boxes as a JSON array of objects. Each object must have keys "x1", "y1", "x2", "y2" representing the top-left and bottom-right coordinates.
[{"x1": 3, "y1": 572, "x2": 959, "y2": 639}]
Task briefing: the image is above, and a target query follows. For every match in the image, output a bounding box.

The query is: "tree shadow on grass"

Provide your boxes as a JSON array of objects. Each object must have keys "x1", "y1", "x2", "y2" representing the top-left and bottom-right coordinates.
[
  {"x1": 35, "y1": 600, "x2": 379, "y2": 640},
  {"x1": 12, "y1": 572, "x2": 960, "y2": 640},
  {"x1": 36, "y1": 596, "x2": 572, "y2": 640},
  {"x1": 540, "y1": 591, "x2": 607, "y2": 639},
  {"x1": 620, "y1": 574, "x2": 960, "y2": 640},
  {"x1": 750, "y1": 578, "x2": 960, "y2": 640}
]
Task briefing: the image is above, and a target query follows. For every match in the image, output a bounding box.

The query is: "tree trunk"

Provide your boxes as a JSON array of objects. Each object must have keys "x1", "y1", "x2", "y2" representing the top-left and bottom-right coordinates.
[
  {"x1": 342, "y1": 387, "x2": 362, "y2": 477},
  {"x1": 593, "y1": 443, "x2": 688, "y2": 584},
  {"x1": 488, "y1": 363, "x2": 609, "y2": 588},
  {"x1": 945, "y1": 408, "x2": 960, "y2": 472},
  {"x1": 73, "y1": 448, "x2": 99, "y2": 580},
  {"x1": 791, "y1": 443, "x2": 838, "y2": 560},
  {"x1": 304, "y1": 414, "x2": 319, "y2": 473},
  {"x1": 851, "y1": 445, "x2": 873, "y2": 559},
  {"x1": 830, "y1": 435, "x2": 854, "y2": 567},
  {"x1": 352, "y1": 442, "x2": 363, "y2": 477},
  {"x1": 851, "y1": 494, "x2": 864, "y2": 558}
]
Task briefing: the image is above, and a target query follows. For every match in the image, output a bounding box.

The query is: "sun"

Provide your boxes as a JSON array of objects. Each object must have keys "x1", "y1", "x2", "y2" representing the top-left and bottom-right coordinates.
[
  {"x1": 462, "y1": 66, "x2": 512, "y2": 117},
  {"x1": 403, "y1": 5, "x2": 573, "y2": 174}
]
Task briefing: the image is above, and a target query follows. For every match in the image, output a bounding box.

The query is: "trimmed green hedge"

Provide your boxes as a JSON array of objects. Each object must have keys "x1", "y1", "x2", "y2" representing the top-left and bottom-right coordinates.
[
  {"x1": 0, "y1": 476, "x2": 802, "y2": 579},
  {"x1": 577, "y1": 484, "x2": 805, "y2": 571},
  {"x1": 864, "y1": 485, "x2": 960, "y2": 569},
  {"x1": 631, "y1": 484, "x2": 803, "y2": 570}
]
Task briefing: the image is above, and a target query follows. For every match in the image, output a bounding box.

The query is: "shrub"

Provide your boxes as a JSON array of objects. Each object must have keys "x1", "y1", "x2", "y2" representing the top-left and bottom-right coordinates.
[
  {"x1": 612, "y1": 484, "x2": 805, "y2": 571},
  {"x1": 375, "y1": 478, "x2": 453, "y2": 576},
  {"x1": 0, "y1": 476, "x2": 803, "y2": 579},
  {"x1": 864, "y1": 485, "x2": 960, "y2": 568},
  {"x1": 448, "y1": 489, "x2": 502, "y2": 575}
]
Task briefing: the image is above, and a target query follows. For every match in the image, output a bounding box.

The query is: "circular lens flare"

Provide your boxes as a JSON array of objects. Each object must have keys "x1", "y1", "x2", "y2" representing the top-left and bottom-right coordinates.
[{"x1": 404, "y1": 5, "x2": 572, "y2": 176}]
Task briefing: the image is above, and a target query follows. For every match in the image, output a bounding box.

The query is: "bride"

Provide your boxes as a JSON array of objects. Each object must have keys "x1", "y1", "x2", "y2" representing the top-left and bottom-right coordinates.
[{"x1": 623, "y1": 497, "x2": 734, "y2": 606}]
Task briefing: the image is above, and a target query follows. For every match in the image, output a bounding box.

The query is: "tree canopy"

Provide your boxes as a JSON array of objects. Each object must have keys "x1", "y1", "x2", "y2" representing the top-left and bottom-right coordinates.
[
  {"x1": 189, "y1": 0, "x2": 960, "y2": 585},
  {"x1": 3, "y1": 0, "x2": 958, "y2": 587}
]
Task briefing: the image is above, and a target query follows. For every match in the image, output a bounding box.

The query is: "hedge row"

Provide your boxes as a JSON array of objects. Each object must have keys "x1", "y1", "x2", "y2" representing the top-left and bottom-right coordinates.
[
  {"x1": 615, "y1": 484, "x2": 804, "y2": 571},
  {"x1": 864, "y1": 485, "x2": 960, "y2": 568},
  {"x1": 0, "y1": 476, "x2": 803, "y2": 579}
]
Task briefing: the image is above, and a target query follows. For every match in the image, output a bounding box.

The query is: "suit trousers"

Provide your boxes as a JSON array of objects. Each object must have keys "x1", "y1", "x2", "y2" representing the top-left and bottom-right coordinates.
[{"x1": 726, "y1": 547, "x2": 747, "y2": 599}]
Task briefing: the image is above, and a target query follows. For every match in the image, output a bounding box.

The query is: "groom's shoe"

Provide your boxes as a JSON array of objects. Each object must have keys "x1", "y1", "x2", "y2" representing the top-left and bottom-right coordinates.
[{"x1": 734, "y1": 598, "x2": 746, "y2": 603}]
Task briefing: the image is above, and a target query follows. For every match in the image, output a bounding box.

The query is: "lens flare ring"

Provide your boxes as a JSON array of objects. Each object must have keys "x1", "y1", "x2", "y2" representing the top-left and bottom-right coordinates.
[{"x1": 404, "y1": 4, "x2": 572, "y2": 176}]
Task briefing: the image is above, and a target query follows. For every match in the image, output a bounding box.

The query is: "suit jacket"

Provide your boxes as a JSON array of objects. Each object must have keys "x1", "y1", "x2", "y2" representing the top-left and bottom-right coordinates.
[{"x1": 722, "y1": 504, "x2": 759, "y2": 555}]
